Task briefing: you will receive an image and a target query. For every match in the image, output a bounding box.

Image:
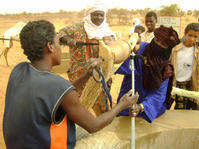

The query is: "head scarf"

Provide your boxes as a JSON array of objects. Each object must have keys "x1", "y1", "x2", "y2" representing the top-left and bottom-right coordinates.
[
  {"x1": 83, "y1": 0, "x2": 115, "y2": 40},
  {"x1": 133, "y1": 18, "x2": 140, "y2": 26},
  {"x1": 142, "y1": 25, "x2": 180, "y2": 91},
  {"x1": 154, "y1": 25, "x2": 180, "y2": 48}
]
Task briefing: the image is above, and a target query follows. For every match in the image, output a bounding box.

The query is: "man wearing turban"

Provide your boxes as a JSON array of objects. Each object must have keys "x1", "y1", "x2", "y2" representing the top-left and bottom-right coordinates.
[
  {"x1": 129, "y1": 18, "x2": 141, "y2": 37},
  {"x1": 59, "y1": 0, "x2": 115, "y2": 116},
  {"x1": 116, "y1": 25, "x2": 180, "y2": 123}
]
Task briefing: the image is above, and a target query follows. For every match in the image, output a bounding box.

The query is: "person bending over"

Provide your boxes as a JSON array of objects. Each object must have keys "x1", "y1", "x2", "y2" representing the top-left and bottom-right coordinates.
[{"x1": 116, "y1": 25, "x2": 180, "y2": 123}]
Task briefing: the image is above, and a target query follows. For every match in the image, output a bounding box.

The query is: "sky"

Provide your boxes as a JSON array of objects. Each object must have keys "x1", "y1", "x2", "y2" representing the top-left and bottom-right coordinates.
[{"x1": 0, "y1": 0, "x2": 198, "y2": 14}]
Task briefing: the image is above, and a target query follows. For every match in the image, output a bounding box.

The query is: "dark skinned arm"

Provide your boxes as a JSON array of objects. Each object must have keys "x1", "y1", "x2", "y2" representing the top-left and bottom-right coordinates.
[
  {"x1": 61, "y1": 90, "x2": 138, "y2": 133},
  {"x1": 72, "y1": 58, "x2": 102, "y2": 91},
  {"x1": 72, "y1": 72, "x2": 92, "y2": 91}
]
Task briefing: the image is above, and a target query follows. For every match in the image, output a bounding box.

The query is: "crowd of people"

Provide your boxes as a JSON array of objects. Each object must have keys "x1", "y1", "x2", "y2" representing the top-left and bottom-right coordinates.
[
  {"x1": 2, "y1": 0, "x2": 199, "y2": 148},
  {"x1": 129, "y1": 11, "x2": 199, "y2": 113}
]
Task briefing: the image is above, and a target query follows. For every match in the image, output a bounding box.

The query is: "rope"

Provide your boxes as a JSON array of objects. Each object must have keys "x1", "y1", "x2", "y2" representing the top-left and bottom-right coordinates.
[
  {"x1": 172, "y1": 87, "x2": 199, "y2": 102},
  {"x1": 94, "y1": 68, "x2": 112, "y2": 111}
]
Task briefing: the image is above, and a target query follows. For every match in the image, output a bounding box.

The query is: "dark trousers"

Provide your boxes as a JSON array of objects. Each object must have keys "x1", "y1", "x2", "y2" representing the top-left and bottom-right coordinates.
[{"x1": 174, "y1": 81, "x2": 199, "y2": 110}]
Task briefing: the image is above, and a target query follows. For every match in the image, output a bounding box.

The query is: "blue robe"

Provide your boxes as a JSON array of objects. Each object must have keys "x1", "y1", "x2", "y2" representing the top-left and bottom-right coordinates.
[{"x1": 116, "y1": 42, "x2": 169, "y2": 123}]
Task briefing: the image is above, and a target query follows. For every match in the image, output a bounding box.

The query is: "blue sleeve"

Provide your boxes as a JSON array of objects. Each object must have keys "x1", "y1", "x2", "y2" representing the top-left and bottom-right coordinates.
[
  {"x1": 139, "y1": 79, "x2": 169, "y2": 123},
  {"x1": 115, "y1": 42, "x2": 148, "y2": 75},
  {"x1": 115, "y1": 58, "x2": 132, "y2": 75}
]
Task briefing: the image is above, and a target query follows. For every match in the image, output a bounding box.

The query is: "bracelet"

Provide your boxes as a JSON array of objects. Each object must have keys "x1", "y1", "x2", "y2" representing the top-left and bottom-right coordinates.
[{"x1": 139, "y1": 103, "x2": 144, "y2": 112}]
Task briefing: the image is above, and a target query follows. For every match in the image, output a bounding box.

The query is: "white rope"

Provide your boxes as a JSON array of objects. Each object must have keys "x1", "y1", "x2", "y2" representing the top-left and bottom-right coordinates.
[{"x1": 171, "y1": 87, "x2": 199, "y2": 102}]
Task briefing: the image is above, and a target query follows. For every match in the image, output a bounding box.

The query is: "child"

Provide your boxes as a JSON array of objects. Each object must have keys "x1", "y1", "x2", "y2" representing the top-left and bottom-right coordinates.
[{"x1": 170, "y1": 23, "x2": 199, "y2": 110}]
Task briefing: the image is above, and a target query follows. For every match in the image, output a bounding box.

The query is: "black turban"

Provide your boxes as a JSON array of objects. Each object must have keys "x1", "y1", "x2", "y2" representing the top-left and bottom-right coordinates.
[
  {"x1": 142, "y1": 25, "x2": 180, "y2": 109},
  {"x1": 142, "y1": 25, "x2": 180, "y2": 90},
  {"x1": 154, "y1": 25, "x2": 180, "y2": 48}
]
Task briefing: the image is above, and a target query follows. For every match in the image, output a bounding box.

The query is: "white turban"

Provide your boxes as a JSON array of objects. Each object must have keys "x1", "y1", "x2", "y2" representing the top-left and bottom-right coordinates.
[
  {"x1": 83, "y1": 0, "x2": 116, "y2": 40},
  {"x1": 133, "y1": 18, "x2": 140, "y2": 26},
  {"x1": 84, "y1": 0, "x2": 107, "y2": 16}
]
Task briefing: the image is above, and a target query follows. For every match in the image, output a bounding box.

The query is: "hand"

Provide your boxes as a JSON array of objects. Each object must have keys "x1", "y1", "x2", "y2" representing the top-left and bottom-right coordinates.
[
  {"x1": 66, "y1": 37, "x2": 77, "y2": 49},
  {"x1": 130, "y1": 104, "x2": 141, "y2": 117},
  {"x1": 59, "y1": 35, "x2": 77, "y2": 48},
  {"x1": 119, "y1": 91, "x2": 139, "y2": 110},
  {"x1": 87, "y1": 58, "x2": 103, "y2": 74}
]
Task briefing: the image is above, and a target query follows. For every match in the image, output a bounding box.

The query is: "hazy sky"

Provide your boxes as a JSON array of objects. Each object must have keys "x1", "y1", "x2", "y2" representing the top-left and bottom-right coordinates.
[{"x1": 0, "y1": 0, "x2": 198, "y2": 14}]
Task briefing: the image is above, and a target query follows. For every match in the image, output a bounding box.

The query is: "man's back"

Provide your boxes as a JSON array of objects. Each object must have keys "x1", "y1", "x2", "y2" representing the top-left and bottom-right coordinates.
[{"x1": 3, "y1": 62, "x2": 76, "y2": 149}]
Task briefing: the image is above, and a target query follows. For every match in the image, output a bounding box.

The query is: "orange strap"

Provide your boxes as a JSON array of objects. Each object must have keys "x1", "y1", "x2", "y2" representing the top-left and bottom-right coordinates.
[{"x1": 50, "y1": 117, "x2": 67, "y2": 149}]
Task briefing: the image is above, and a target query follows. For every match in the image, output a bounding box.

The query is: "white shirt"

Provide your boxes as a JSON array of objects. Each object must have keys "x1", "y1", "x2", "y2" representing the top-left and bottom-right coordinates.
[{"x1": 176, "y1": 45, "x2": 194, "y2": 82}]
